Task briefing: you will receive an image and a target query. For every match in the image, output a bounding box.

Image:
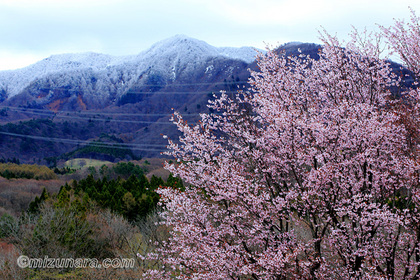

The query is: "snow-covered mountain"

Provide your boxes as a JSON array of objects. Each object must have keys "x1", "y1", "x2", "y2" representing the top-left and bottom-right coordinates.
[
  {"x1": 0, "y1": 35, "x2": 259, "y2": 105},
  {"x1": 0, "y1": 40, "x2": 322, "y2": 161}
]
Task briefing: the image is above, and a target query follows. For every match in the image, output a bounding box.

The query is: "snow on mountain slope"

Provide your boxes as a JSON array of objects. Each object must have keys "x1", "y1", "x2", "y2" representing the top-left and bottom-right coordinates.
[
  {"x1": 0, "y1": 35, "x2": 260, "y2": 99},
  {"x1": 0, "y1": 52, "x2": 135, "y2": 98},
  {"x1": 218, "y1": 46, "x2": 260, "y2": 63},
  {"x1": 137, "y1": 35, "x2": 258, "y2": 65}
]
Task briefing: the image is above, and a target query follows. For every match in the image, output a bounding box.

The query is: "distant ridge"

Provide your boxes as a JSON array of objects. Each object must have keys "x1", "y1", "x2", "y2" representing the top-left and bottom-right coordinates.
[
  {"x1": 0, "y1": 39, "x2": 327, "y2": 162},
  {"x1": 0, "y1": 35, "x2": 260, "y2": 99}
]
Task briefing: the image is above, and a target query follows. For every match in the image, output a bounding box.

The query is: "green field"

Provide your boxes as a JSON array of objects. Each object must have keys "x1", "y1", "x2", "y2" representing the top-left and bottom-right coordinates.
[{"x1": 63, "y1": 158, "x2": 113, "y2": 169}]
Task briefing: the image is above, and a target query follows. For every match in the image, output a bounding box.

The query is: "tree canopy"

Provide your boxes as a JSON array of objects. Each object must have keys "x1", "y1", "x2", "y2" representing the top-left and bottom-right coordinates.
[{"x1": 150, "y1": 10, "x2": 420, "y2": 279}]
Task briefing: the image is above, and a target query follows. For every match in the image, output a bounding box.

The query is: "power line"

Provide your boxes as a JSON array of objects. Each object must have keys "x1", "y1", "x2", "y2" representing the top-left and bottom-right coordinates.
[
  {"x1": 16, "y1": 80, "x2": 250, "y2": 97},
  {"x1": 2, "y1": 108, "x2": 175, "y2": 124},
  {"x1": 0, "y1": 105, "x2": 206, "y2": 117},
  {"x1": 32, "y1": 80, "x2": 249, "y2": 89},
  {"x1": 0, "y1": 131, "x2": 168, "y2": 152},
  {"x1": 0, "y1": 106, "x2": 212, "y2": 124},
  {"x1": 25, "y1": 88, "x2": 243, "y2": 95}
]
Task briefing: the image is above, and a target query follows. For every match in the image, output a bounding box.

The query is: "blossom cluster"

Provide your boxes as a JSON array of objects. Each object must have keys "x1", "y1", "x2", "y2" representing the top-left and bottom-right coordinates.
[{"x1": 149, "y1": 10, "x2": 420, "y2": 279}]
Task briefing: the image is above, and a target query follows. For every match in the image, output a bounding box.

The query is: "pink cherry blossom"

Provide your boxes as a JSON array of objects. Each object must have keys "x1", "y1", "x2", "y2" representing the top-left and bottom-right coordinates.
[{"x1": 147, "y1": 10, "x2": 420, "y2": 279}]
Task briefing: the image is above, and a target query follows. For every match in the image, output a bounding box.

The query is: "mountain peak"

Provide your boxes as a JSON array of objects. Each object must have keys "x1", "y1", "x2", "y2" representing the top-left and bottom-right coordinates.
[
  {"x1": 154, "y1": 34, "x2": 210, "y2": 46},
  {"x1": 0, "y1": 36, "x2": 261, "y2": 98},
  {"x1": 143, "y1": 35, "x2": 259, "y2": 64},
  {"x1": 165, "y1": 34, "x2": 198, "y2": 42},
  {"x1": 143, "y1": 35, "x2": 218, "y2": 59}
]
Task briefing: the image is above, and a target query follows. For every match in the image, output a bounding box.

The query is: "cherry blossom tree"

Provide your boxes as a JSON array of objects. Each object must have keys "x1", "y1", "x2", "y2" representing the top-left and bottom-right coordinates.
[{"x1": 149, "y1": 12, "x2": 420, "y2": 279}]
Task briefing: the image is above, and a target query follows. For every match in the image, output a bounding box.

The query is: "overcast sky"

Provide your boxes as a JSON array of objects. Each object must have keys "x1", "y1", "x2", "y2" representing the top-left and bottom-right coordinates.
[{"x1": 0, "y1": 0, "x2": 419, "y2": 70}]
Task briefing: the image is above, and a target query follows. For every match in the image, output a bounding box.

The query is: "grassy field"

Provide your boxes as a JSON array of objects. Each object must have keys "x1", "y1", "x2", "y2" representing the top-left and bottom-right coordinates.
[{"x1": 63, "y1": 158, "x2": 113, "y2": 169}]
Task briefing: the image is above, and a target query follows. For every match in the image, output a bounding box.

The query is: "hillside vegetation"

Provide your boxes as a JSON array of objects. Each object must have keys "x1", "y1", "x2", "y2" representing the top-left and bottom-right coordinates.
[{"x1": 0, "y1": 162, "x2": 56, "y2": 180}]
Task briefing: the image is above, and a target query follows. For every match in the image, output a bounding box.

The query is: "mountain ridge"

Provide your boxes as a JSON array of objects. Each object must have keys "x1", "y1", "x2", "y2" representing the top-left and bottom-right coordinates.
[
  {"x1": 0, "y1": 35, "x2": 260, "y2": 99},
  {"x1": 0, "y1": 39, "x2": 323, "y2": 162}
]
